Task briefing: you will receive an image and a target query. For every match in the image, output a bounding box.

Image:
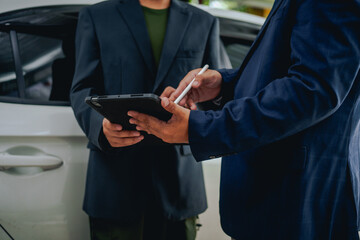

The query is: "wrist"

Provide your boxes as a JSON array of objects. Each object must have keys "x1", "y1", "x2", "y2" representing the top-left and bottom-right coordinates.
[{"x1": 212, "y1": 72, "x2": 224, "y2": 106}]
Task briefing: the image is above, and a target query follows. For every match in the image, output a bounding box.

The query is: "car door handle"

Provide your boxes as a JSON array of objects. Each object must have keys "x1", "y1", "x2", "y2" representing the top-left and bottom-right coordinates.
[{"x1": 0, "y1": 153, "x2": 63, "y2": 170}]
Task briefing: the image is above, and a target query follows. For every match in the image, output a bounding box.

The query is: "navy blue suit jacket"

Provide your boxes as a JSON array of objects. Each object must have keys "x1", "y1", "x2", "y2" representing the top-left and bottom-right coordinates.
[
  {"x1": 70, "y1": 0, "x2": 229, "y2": 221},
  {"x1": 188, "y1": 0, "x2": 360, "y2": 238}
]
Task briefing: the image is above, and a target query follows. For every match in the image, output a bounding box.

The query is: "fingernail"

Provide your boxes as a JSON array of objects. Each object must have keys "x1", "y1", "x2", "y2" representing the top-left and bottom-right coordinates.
[
  {"x1": 193, "y1": 81, "x2": 199, "y2": 86},
  {"x1": 163, "y1": 98, "x2": 169, "y2": 107}
]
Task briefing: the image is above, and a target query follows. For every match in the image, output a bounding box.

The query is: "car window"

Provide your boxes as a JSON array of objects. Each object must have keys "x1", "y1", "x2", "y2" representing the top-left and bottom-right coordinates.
[
  {"x1": 0, "y1": 6, "x2": 80, "y2": 105},
  {"x1": 218, "y1": 16, "x2": 259, "y2": 68},
  {"x1": 225, "y1": 43, "x2": 250, "y2": 68},
  {"x1": 0, "y1": 32, "x2": 18, "y2": 98},
  {"x1": 17, "y1": 33, "x2": 75, "y2": 101},
  {"x1": 219, "y1": 17, "x2": 260, "y2": 42}
]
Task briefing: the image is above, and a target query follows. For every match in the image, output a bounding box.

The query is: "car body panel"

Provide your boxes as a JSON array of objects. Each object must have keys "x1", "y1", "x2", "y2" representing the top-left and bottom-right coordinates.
[
  {"x1": 0, "y1": 102, "x2": 83, "y2": 136},
  {"x1": 0, "y1": 102, "x2": 89, "y2": 240},
  {"x1": 0, "y1": 136, "x2": 89, "y2": 240}
]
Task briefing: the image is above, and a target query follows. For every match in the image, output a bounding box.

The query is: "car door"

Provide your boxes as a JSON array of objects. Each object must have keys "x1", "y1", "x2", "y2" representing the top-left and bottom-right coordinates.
[{"x1": 0, "y1": 6, "x2": 90, "y2": 240}]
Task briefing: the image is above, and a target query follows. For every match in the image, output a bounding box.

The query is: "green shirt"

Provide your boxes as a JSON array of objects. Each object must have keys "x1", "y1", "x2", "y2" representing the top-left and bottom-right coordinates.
[{"x1": 142, "y1": 6, "x2": 168, "y2": 67}]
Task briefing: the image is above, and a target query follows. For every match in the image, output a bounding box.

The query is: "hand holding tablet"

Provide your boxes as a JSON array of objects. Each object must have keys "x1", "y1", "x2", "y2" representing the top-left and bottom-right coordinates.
[{"x1": 85, "y1": 93, "x2": 172, "y2": 145}]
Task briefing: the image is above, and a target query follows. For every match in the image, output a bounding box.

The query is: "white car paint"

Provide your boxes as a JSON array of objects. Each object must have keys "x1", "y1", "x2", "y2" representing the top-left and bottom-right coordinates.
[
  {"x1": 0, "y1": 103, "x2": 90, "y2": 239},
  {"x1": 0, "y1": 103, "x2": 83, "y2": 136}
]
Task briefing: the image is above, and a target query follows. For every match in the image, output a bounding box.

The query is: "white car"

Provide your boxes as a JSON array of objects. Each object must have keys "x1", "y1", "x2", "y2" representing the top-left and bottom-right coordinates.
[{"x1": 0, "y1": 1, "x2": 264, "y2": 239}]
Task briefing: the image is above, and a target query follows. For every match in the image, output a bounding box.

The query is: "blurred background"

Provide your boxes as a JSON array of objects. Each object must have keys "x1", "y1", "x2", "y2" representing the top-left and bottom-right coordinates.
[{"x1": 185, "y1": 0, "x2": 274, "y2": 17}]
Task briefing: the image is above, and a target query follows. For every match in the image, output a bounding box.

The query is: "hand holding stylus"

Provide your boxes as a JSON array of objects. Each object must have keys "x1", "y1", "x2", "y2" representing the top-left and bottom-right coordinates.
[
  {"x1": 168, "y1": 66, "x2": 223, "y2": 110},
  {"x1": 128, "y1": 66, "x2": 223, "y2": 143},
  {"x1": 174, "y1": 64, "x2": 209, "y2": 104}
]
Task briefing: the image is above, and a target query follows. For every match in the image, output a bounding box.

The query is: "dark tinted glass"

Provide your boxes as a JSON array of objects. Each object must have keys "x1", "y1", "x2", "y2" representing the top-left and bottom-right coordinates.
[
  {"x1": 0, "y1": 32, "x2": 18, "y2": 97},
  {"x1": 17, "y1": 33, "x2": 75, "y2": 101},
  {"x1": 0, "y1": 6, "x2": 79, "y2": 103},
  {"x1": 225, "y1": 43, "x2": 250, "y2": 68},
  {"x1": 219, "y1": 18, "x2": 261, "y2": 42},
  {"x1": 218, "y1": 16, "x2": 259, "y2": 68},
  {"x1": 0, "y1": 7, "x2": 79, "y2": 26}
]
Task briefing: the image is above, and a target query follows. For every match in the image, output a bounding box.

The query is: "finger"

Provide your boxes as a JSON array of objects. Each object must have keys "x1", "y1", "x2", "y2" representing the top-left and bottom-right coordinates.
[
  {"x1": 198, "y1": 70, "x2": 222, "y2": 89},
  {"x1": 171, "y1": 80, "x2": 188, "y2": 100},
  {"x1": 108, "y1": 135, "x2": 144, "y2": 147},
  {"x1": 171, "y1": 69, "x2": 199, "y2": 99},
  {"x1": 192, "y1": 70, "x2": 218, "y2": 89},
  {"x1": 178, "y1": 95, "x2": 188, "y2": 106},
  {"x1": 191, "y1": 74, "x2": 206, "y2": 89},
  {"x1": 192, "y1": 79, "x2": 200, "y2": 88},
  {"x1": 103, "y1": 118, "x2": 122, "y2": 131},
  {"x1": 169, "y1": 93, "x2": 177, "y2": 102},
  {"x1": 161, "y1": 97, "x2": 186, "y2": 116},
  {"x1": 160, "y1": 86, "x2": 175, "y2": 98},
  {"x1": 189, "y1": 88, "x2": 201, "y2": 104},
  {"x1": 177, "y1": 92, "x2": 196, "y2": 110},
  {"x1": 135, "y1": 126, "x2": 153, "y2": 135},
  {"x1": 188, "y1": 98, "x2": 197, "y2": 110},
  {"x1": 127, "y1": 111, "x2": 165, "y2": 136},
  {"x1": 108, "y1": 130, "x2": 141, "y2": 138},
  {"x1": 178, "y1": 90, "x2": 197, "y2": 107}
]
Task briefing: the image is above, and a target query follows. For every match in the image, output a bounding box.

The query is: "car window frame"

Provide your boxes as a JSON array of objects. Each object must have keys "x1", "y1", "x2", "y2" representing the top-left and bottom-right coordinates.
[
  {"x1": 0, "y1": 6, "x2": 82, "y2": 107},
  {"x1": 0, "y1": 24, "x2": 70, "y2": 106}
]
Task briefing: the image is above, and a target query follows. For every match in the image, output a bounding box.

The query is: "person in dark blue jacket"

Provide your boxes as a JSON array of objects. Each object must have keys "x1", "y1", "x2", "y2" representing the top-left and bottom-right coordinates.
[
  {"x1": 70, "y1": 0, "x2": 229, "y2": 239},
  {"x1": 128, "y1": 0, "x2": 360, "y2": 239}
]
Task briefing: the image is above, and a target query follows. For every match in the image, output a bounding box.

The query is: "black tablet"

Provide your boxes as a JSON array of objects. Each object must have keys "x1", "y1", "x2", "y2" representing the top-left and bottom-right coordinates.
[{"x1": 85, "y1": 93, "x2": 172, "y2": 145}]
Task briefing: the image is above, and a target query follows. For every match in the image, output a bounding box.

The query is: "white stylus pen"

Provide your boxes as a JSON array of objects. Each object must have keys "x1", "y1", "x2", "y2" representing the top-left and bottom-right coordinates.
[{"x1": 174, "y1": 64, "x2": 209, "y2": 104}]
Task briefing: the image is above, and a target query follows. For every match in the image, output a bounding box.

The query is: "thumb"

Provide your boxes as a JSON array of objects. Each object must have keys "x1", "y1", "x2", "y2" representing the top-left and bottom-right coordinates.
[{"x1": 161, "y1": 97, "x2": 183, "y2": 115}]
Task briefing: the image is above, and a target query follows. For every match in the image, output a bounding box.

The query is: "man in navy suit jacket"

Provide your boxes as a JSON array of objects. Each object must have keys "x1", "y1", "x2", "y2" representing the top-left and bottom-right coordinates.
[
  {"x1": 70, "y1": 0, "x2": 229, "y2": 239},
  {"x1": 129, "y1": 0, "x2": 360, "y2": 239}
]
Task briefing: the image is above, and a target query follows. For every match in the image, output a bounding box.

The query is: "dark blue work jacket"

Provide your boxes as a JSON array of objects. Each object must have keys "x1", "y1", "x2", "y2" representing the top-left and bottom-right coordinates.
[{"x1": 189, "y1": 0, "x2": 360, "y2": 239}]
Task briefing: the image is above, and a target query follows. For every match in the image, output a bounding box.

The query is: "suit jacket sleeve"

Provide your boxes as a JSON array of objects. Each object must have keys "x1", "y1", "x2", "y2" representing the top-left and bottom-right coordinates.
[
  {"x1": 70, "y1": 8, "x2": 110, "y2": 151},
  {"x1": 188, "y1": 0, "x2": 360, "y2": 161}
]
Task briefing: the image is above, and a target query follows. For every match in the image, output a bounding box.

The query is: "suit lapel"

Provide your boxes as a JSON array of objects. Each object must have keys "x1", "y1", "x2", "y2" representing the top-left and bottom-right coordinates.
[
  {"x1": 235, "y1": 0, "x2": 285, "y2": 78},
  {"x1": 116, "y1": 0, "x2": 156, "y2": 77},
  {"x1": 152, "y1": 0, "x2": 192, "y2": 92}
]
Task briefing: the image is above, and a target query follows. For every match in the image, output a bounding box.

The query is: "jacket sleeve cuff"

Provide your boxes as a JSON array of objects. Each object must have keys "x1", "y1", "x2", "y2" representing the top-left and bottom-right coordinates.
[
  {"x1": 211, "y1": 68, "x2": 239, "y2": 107},
  {"x1": 188, "y1": 110, "x2": 220, "y2": 161}
]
